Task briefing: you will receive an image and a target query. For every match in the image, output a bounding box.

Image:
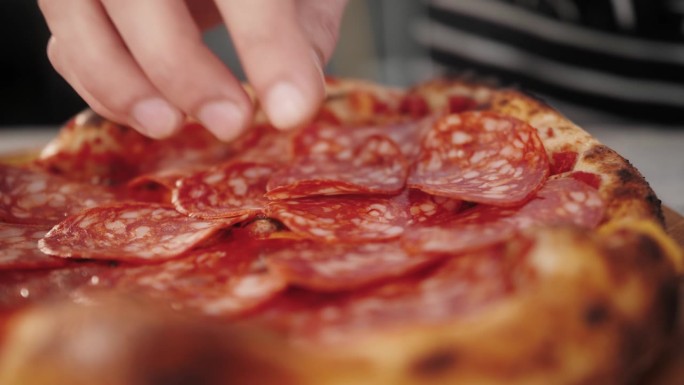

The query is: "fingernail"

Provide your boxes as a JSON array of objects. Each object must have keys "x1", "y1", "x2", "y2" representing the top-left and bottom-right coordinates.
[
  {"x1": 132, "y1": 98, "x2": 181, "y2": 139},
  {"x1": 265, "y1": 82, "x2": 308, "y2": 129},
  {"x1": 198, "y1": 100, "x2": 246, "y2": 142}
]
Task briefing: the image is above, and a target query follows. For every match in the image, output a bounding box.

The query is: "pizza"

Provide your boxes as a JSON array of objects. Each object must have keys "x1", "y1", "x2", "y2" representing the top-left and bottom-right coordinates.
[{"x1": 0, "y1": 77, "x2": 682, "y2": 385}]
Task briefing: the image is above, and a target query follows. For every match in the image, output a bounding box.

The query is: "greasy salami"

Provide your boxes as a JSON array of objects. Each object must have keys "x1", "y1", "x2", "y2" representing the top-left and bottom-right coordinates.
[
  {"x1": 0, "y1": 223, "x2": 66, "y2": 270},
  {"x1": 265, "y1": 240, "x2": 437, "y2": 292},
  {"x1": 266, "y1": 135, "x2": 407, "y2": 199},
  {"x1": 108, "y1": 238, "x2": 286, "y2": 317},
  {"x1": 0, "y1": 164, "x2": 118, "y2": 225},
  {"x1": 266, "y1": 196, "x2": 409, "y2": 242},
  {"x1": 38, "y1": 202, "x2": 241, "y2": 262},
  {"x1": 254, "y1": 239, "x2": 534, "y2": 344},
  {"x1": 174, "y1": 162, "x2": 276, "y2": 219},
  {"x1": 408, "y1": 111, "x2": 549, "y2": 206},
  {"x1": 401, "y1": 189, "x2": 463, "y2": 226},
  {"x1": 403, "y1": 177, "x2": 605, "y2": 254}
]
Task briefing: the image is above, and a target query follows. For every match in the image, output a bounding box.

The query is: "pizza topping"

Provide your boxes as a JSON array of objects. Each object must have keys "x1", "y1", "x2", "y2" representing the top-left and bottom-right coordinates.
[
  {"x1": 399, "y1": 94, "x2": 430, "y2": 118},
  {"x1": 237, "y1": 125, "x2": 295, "y2": 165},
  {"x1": 174, "y1": 162, "x2": 276, "y2": 219},
  {"x1": 447, "y1": 95, "x2": 478, "y2": 113},
  {"x1": 255, "y1": 240, "x2": 534, "y2": 344},
  {"x1": 266, "y1": 135, "x2": 407, "y2": 199},
  {"x1": 409, "y1": 111, "x2": 550, "y2": 206},
  {"x1": 266, "y1": 196, "x2": 409, "y2": 242},
  {"x1": 0, "y1": 223, "x2": 67, "y2": 270},
  {"x1": 36, "y1": 110, "x2": 151, "y2": 184},
  {"x1": 38, "y1": 202, "x2": 239, "y2": 262},
  {"x1": 107, "y1": 239, "x2": 286, "y2": 317},
  {"x1": 569, "y1": 171, "x2": 602, "y2": 190},
  {"x1": 550, "y1": 151, "x2": 579, "y2": 175},
  {"x1": 403, "y1": 177, "x2": 605, "y2": 254},
  {"x1": 0, "y1": 164, "x2": 118, "y2": 225},
  {"x1": 265, "y1": 240, "x2": 438, "y2": 292},
  {"x1": 402, "y1": 190, "x2": 463, "y2": 226}
]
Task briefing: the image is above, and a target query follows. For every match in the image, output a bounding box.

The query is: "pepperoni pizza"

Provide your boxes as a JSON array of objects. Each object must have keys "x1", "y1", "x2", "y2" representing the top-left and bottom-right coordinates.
[{"x1": 0, "y1": 78, "x2": 681, "y2": 385}]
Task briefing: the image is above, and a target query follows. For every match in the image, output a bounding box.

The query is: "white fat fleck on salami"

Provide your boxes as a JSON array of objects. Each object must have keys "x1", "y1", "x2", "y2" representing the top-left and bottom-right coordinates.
[
  {"x1": 38, "y1": 202, "x2": 240, "y2": 262},
  {"x1": 107, "y1": 239, "x2": 286, "y2": 317},
  {"x1": 266, "y1": 196, "x2": 409, "y2": 242},
  {"x1": 403, "y1": 177, "x2": 605, "y2": 255},
  {"x1": 408, "y1": 111, "x2": 549, "y2": 206},
  {"x1": 0, "y1": 223, "x2": 67, "y2": 270},
  {"x1": 265, "y1": 240, "x2": 439, "y2": 291},
  {"x1": 0, "y1": 164, "x2": 118, "y2": 226},
  {"x1": 266, "y1": 135, "x2": 408, "y2": 199},
  {"x1": 173, "y1": 162, "x2": 277, "y2": 219}
]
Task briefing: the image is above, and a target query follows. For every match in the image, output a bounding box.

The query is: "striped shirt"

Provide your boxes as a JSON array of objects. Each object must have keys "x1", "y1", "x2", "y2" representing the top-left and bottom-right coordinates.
[{"x1": 416, "y1": 0, "x2": 684, "y2": 123}]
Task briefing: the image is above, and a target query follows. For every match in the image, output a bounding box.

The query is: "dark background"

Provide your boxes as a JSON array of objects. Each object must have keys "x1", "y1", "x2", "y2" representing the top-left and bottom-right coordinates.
[{"x1": 0, "y1": 1, "x2": 86, "y2": 126}]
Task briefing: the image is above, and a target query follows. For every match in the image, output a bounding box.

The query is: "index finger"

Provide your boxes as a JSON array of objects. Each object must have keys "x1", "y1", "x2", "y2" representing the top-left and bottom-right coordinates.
[{"x1": 215, "y1": 0, "x2": 325, "y2": 130}]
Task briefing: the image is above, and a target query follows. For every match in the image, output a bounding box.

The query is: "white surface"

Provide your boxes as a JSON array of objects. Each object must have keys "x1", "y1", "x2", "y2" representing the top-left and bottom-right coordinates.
[
  {"x1": 0, "y1": 127, "x2": 58, "y2": 154},
  {"x1": 1, "y1": 125, "x2": 682, "y2": 213}
]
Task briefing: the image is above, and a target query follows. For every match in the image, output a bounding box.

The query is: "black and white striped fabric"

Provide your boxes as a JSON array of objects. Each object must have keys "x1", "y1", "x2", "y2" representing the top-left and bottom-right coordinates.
[{"x1": 415, "y1": 0, "x2": 684, "y2": 123}]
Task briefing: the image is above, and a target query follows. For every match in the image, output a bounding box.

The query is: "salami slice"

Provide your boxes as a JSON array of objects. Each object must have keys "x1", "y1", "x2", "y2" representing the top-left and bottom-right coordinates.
[
  {"x1": 401, "y1": 189, "x2": 463, "y2": 226},
  {"x1": 38, "y1": 202, "x2": 241, "y2": 262},
  {"x1": 266, "y1": 196, "x2": 409, "y2": 242},
  {"x1": 254, "y1": 239, "x2": 534, "y2": 344},
  {"x1": 174, "y1": 162, "x2": 276, "y2": 219},
  {"x1": 237, "y1": 125, "x2": 296, "y2": 165},
  {"x1": 0, "y1": 223, "x2": 67, "y2": 270},
  {"x1": 266, "y1": 135, "x2": 407, "y2": 199},
  {"x1": 0, "y1": 164, "x2": 118, "y2": 225},
  {"x1": 107, "y1": 239, "x2": 286, "y2": 317},
  {"x1": 403, "y1": 177, "x2": 605, "y2": 255},
  {"x1": 408, "y1": 111, "x2": 549, "y2": 206},
  {"x1": 265, "y1": 240, "x2": 438, "y2": 292}
]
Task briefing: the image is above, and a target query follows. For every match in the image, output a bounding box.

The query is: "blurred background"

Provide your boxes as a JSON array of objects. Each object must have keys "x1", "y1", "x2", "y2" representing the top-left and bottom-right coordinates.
[{"x1": 0, "y1": 0, "x2": 683, "y2": 210}]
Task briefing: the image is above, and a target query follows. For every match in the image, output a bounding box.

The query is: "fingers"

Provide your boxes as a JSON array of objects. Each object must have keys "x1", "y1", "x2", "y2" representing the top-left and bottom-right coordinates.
[
  {"x1": 216, "y1": 0, "x2": 328, "y2": 129},
  {"x1": 296, "y1": 0, "x2": 348, "y2": 64},
  {"x1": 100, "y1": 0, "x2": 252, "y2": 141},
  {"x1": 41, "y1": 0, "x2": 348, "y2": 140},
  {"x1": 39, "y1": 0, "x2": 183, "y2": 139}
]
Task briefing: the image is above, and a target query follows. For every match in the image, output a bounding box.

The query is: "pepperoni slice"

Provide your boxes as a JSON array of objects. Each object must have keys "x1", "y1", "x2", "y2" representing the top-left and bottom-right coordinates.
[
  {"x1": 38, "y1": 202, "x2": 241, "y2": 262},
  {"x1": 237, "y1": 125, "x2": 295, "y2": 165},
  {"x1": 143, "y1": 122, "x2": 260, "y2": 173},
  {"x1": 266, "y1": 135, "x2": 407, "y2": 199},
  {"x1": 266, "y1": 196, "x2": 409, "y2": 242},
  {"x1": 174, "y1": 162, "x2": 277, "y2": 219},
  {"x1": 403, "y1": 177, "x2": 605, "y2": 255},
  {"x1": 408, "y1": 111, "x2": 549, "y2": 206},
  {"x1": 0, "y1": 164, "x2": 118, "y2": 225},
  {"x1": 265, "y1": 240, "x2": 438, "y2": 292},
  {"x1": 401, "y1": 189, "x2": 463, "y2": 226},
  {"x1": 254, "y1": 239, "x2": 534, "y2": 344},
  {"x1": 0, "y1": 223, "x2": 67, "y2": 270},
  {"x1": 107, "y1": 239, "x2": 286, "y2": 317}
]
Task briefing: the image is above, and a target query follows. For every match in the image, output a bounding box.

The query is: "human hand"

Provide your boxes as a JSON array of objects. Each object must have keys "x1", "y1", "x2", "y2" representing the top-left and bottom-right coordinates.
[{"x1": 39, "y1": 0, "x2": 348, "y2": 141}]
